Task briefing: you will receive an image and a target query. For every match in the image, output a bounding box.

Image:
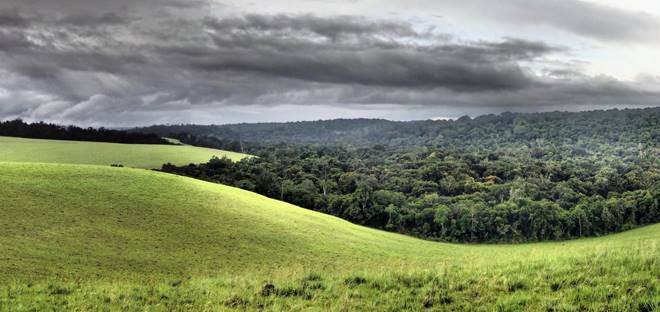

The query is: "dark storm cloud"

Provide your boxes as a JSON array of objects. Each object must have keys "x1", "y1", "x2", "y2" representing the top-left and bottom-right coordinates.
[
  {"x1": 480, "y1": 39, "x2": 564, "y2": 60},
  {"x1": 0, "y1": 0, "x2": 207, "y2": 13},
  {"x1": 337, "y1": 76, "x2": 660, "y2": 108},
  {"x1": 0, "y1": 11, "x2": 30, "y2": 27},
  {"x1": 0, "y1": 30, "x2": 31, "y2": 51},
  {"x1": 56, "y1": 12, "x2": 132, "y2": 26},
  {"x1": 204, "y1": 14, "x2": 421, "y2": 39},
  {"x1": 0, "y1": 0, "x2": 657, "y2": 125},
  {"x1": 197, "y1": 15, "x2": 563, "y2": 91}
]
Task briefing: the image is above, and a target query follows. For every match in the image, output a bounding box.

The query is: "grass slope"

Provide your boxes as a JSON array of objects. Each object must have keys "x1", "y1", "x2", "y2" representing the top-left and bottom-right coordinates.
[
  {"x1": 1, "y1": 162, "x2": 658, "y2": 311},
  {"x1": 0, "y1": 136, "x2": 248, "y2": 168}
]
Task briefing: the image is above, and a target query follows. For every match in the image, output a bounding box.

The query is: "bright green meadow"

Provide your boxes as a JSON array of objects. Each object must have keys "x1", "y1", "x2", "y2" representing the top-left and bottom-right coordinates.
[
  {"x1": 0, "y1": 136, "x2": 248, "y2": 168},
  {"x1": 0, "y1": 161, "x2": 658, "y2": 311}
]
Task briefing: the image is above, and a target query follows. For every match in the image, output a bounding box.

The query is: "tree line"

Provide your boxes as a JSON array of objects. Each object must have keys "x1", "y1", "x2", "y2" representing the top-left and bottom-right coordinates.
[
  {"x1": 0, "y1": 119, "x2": 171, "y2": 145},
  {"x1": 134, "y1": 108, "x2": 660, "y2": 154}
]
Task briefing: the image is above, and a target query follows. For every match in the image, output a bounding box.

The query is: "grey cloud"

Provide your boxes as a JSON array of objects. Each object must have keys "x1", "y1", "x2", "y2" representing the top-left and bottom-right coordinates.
[
  {"x1": 0, "y1": 30, "x2": 31, "y2": 51},
  {"x1": 0, "y1": 0, "x2": 658, "y2": 126},
  {"x1": 189, "y1": 48, "x2": 534, "y2": 91},
  {"x1": 225, "y1": 0, "x2": 660, "y2": 43},
  {"x1": 543, "y1": 69, "x2": 586, "y2": 80},
  {"x1": 0, "y1": 11, "x2": 30, "y2": 27},
  {"x1": 480, "y1": 39, "x2": 565, "y2": 60},
  {"x1": 248, "y1": 75, "x2": 658, "y2": 109},
  {"x1": 523, "y1": 0, "x2": 660, "y2": 43},
  {"x1": 200, "y1": 15, "x2": 559, "y2": 90},
  {"x1": 205, "y1": 14, "x2": 422, "y2": 40},
  {"x1": 430, "y1": 0, "x2": 660, "y2": 43},
  {"x1": 0, "y1": 10, "x2": 134, "y2": 31},
  {"x1": 0, "y1": 0, "x2": 207, "y2": 14},
  {"x1": 56, "y1": 12, "x2": 133, "y2": 26}
]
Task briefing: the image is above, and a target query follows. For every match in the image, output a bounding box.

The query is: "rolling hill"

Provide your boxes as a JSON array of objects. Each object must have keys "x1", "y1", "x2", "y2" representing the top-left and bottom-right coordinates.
[
  {"x1": 0, "y1": 136, "x2": 249, "y2": 168},
  {"x1": 1, "y1": 162, "x2": 658, "y2": 311}
]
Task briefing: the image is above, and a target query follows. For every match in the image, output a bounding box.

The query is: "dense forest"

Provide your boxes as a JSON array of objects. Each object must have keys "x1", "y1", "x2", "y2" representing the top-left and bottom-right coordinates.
[
  {"x1": 135, "y1": 108, "x2": 659, "y2": 153},
  {"x1": 159, "y1": 108, "x2": 660, "y2": 242},
  {"x1": 0, "y1": 119, "x2": 172, "y2": 145}
]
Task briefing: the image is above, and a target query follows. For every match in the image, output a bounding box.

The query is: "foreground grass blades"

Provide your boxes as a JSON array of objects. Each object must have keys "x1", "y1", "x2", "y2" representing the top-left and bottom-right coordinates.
[
  {"x1": 0, "y1": 136, "x2": 249, "y2": 168},
  {"x1": 0, "y1": 162, "x2": 658, "y2": 311},
  {"x1": 3, "y1": 254, "x2": 658, "y2": 311}
]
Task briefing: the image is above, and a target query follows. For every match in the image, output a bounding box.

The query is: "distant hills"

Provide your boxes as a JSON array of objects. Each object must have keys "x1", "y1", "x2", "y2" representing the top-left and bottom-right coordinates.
[{"x1": 133, "y1": 107, "x2": 660, "y2": 152}]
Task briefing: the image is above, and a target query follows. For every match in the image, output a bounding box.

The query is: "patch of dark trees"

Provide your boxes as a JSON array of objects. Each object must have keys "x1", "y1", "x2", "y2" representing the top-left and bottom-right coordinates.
[
  {"x1": 159, "y1": 108, "x2": 660, "y2": 243},
  {"x1": 0, "y1": 119, "x2": 172, "y2": 145}
]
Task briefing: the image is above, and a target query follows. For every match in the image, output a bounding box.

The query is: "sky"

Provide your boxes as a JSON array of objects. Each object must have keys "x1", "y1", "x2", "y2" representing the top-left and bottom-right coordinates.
[{"x1": 0, "y1": 0, "x2": 659, "y2": 126}]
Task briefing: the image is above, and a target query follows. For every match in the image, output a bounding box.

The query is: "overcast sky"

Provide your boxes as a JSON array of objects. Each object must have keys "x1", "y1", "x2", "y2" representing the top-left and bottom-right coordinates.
[{"x1": 0, "y1": 0, "x2": 659, "y2": 126}]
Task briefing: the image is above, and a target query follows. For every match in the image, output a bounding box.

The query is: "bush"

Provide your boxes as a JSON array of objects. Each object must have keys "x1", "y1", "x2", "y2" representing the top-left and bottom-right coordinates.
[
  {"x1": 344, "y1": 276, "x2": 367, "y2": 287},
  {"x1": 260, "y1": 283, "x2": 276, "y2": 296}
]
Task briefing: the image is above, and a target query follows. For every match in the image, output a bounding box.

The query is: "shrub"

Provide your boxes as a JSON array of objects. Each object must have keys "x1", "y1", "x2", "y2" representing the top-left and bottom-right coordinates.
[
  {"x1": 260, "y1": 283, "x2": 276, "y2": 296},
  {"x1": 507, "y1": 281, "x2": 526, "y2": 293},
  {"x1": 276, "y1": 286, "x2": 305, "y2": 297},
  {"x1": 344, "y1": 276, "x2": 367, "y2": 287},
  {"x1": 49, "y1": 287, "x2": 72, "y2": 295}
]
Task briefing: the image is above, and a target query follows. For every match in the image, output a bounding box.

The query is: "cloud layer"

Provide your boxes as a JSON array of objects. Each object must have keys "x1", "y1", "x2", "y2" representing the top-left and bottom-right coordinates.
[
  {"x1": 423, "y1": 0, "x2": 660, "y2": 43},
  {"x1": 0, "y1": 0, "x2": 658, "y2": 125}
]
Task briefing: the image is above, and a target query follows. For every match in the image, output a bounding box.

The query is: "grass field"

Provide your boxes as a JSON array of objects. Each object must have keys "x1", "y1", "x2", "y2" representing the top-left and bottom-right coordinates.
[
  {"x1": 1, "y1": 162, "x2": 658, "y2": 311},
  {"x1": 0, "y1": 136, "x2": 249, "y2": 168}
]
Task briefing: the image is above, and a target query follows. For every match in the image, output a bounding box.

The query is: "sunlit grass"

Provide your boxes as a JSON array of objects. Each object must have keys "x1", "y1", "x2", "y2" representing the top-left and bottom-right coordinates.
[
  {"x1": 0, "y1": 162, "x2": 657, "y2": 311},
  {"x1": 0, "y1": 136, "x2": 249, "y2": 168}
]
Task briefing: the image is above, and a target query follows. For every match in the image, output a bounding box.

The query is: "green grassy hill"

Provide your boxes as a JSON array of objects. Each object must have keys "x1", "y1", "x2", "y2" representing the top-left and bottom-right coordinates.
[
  {"x1": 0, "y1": 136, "x2": 249, "y2": 168},
  {"x1": 1, "y1": 162, "x2": 658, "y2": 311}
]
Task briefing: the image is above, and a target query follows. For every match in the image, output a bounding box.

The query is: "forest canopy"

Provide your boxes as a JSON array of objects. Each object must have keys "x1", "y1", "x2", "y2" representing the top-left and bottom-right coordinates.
[{"x1": 158, "y1": 108, "x2": 660, "y2": 242}]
